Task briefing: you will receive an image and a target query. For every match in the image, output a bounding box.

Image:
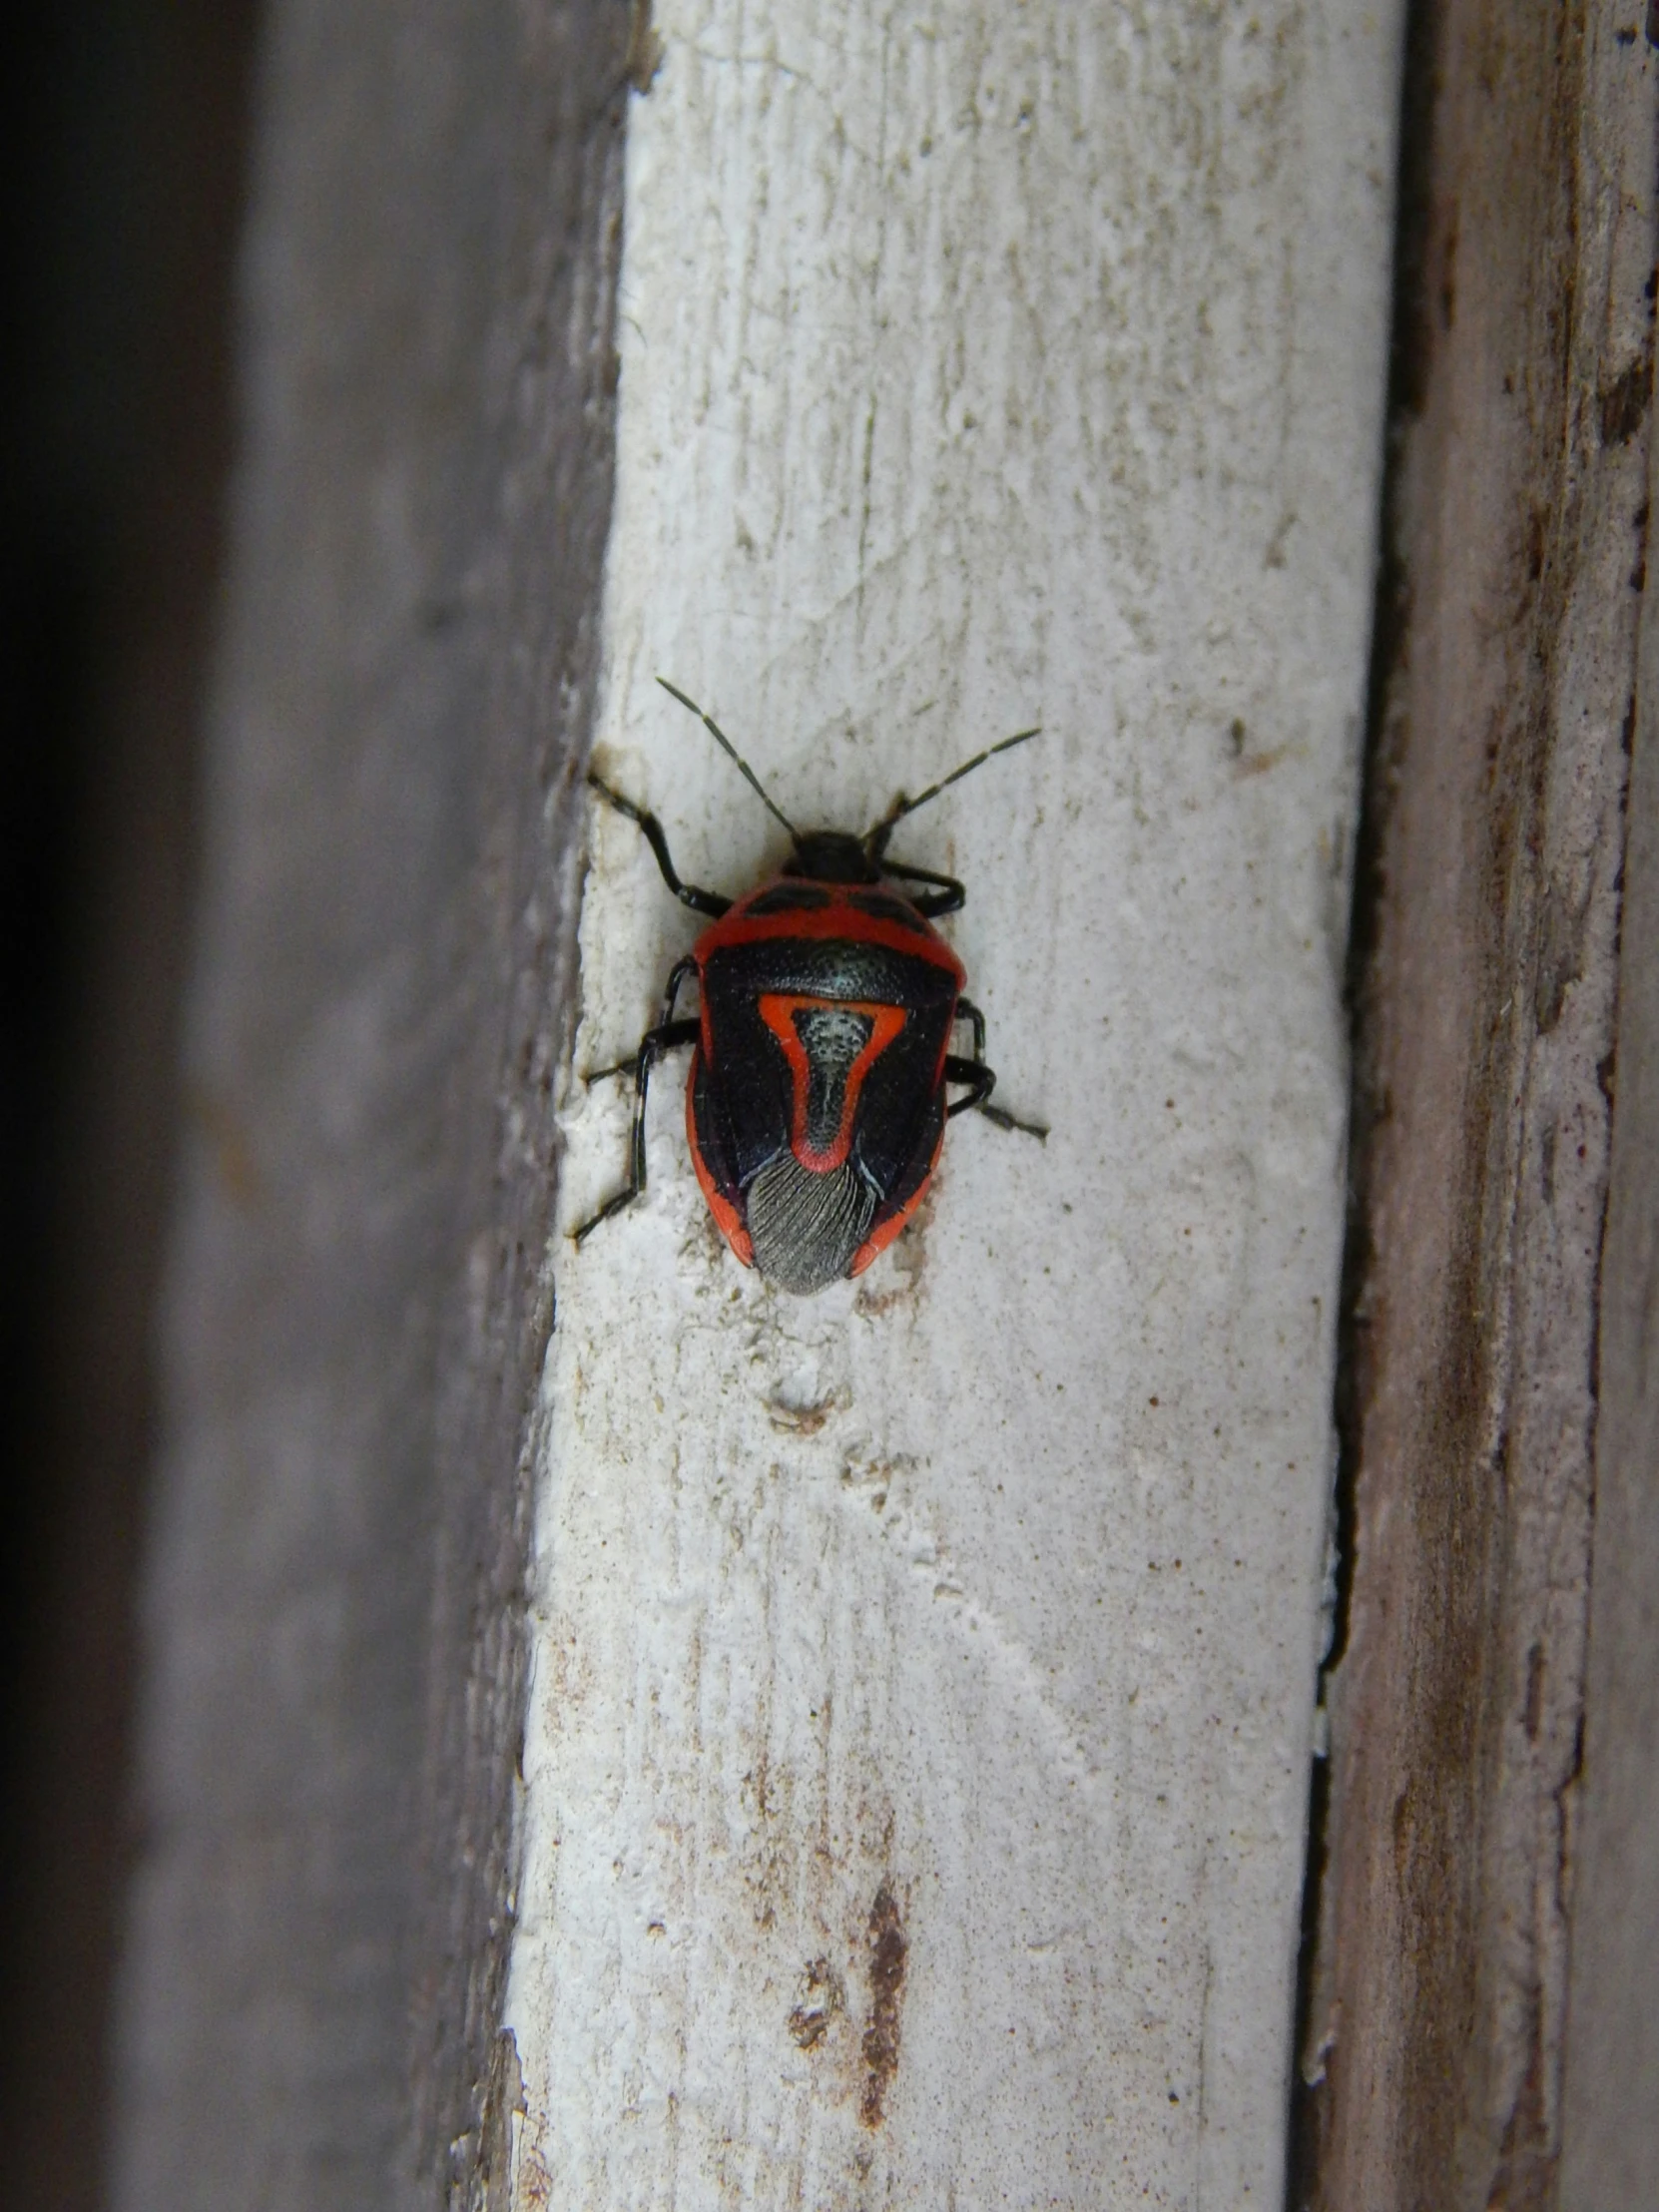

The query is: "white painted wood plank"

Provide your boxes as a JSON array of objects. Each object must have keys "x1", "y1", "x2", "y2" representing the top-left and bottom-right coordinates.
[{"x1": 506, "y1": 5, "x2": 1399, "y2": 2204}]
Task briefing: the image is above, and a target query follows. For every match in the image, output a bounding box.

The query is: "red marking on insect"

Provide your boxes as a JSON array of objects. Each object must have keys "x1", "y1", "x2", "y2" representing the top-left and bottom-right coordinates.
[
  {"x1": 575, "y1": 680, "x2": 1045, "y2": 1295},
  {"x1": 757, "y1": 995, "x2": 910, "y2": 1174}
]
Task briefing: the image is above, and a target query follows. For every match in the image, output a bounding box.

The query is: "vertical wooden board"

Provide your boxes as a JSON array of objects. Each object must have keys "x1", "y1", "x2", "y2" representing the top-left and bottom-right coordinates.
[
  {"x1": 105, "y1": 4, "x2": 629, "y2": 2206},
  {"x1": 1294, "y1": 8, "x2": 1657, "y2": 2207},
  {"x1": 1558, "y1": 213, "x2": 1659, "y2": 2211},
  {"x1": 506, "y1": 3, "x2": 1399, "y2": 2205}
]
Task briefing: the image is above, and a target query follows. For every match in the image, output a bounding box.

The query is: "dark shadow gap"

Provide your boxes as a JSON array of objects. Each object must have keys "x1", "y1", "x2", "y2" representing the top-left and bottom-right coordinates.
[
  {"x1": 0, "y1": 12, "x2": 260, "y2": 2210},
  {"x1": 1283, "y1": 2, "x2": 1447, "y2": 2204}
]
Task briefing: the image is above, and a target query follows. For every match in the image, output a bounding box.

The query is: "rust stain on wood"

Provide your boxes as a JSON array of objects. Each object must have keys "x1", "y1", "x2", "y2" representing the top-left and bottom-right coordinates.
[{"x1": 857, "y1": 1882, "x2": 908, "y2": 2128}]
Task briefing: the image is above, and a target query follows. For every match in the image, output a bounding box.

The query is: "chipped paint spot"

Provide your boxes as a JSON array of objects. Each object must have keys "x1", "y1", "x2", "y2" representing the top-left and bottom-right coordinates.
[{"x1": 788, "y1": 1955, "x2": 843, "y2": 2048}]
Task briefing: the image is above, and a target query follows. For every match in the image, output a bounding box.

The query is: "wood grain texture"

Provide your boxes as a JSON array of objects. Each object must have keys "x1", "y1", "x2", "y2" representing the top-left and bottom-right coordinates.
[
  {"x1": 1557, "y1": 233, "x2": 1659, "y2": 2211},
  {"x1": 1294, "y1": 11, "x2": 1657, "y2": 2207},
  {"x1": 107, "y1": 5, "x2": 631, "y2": 2208}
]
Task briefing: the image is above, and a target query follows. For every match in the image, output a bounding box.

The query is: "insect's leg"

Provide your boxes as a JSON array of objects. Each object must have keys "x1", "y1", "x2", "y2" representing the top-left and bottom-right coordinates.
[
  {"x1": 942, "y1": 1054, "x2": 995, "y2": 1116},
  {"x1": 586, "y1": 957, "x2": 699, "y2": 1082},
  {"x1": 946, "y1": 998, "x2": 1048, "y2": 1138},
  {"x1": 879, "y1": 858, "x2": 965, "y2": 917},
  {"x1": 975, "y1": 1097, "x2": 1049, "y2": 1138},
  {"x1": 954, "y1": 995, "x2": 987, "y2": 1062},
  {"x1": 588, "y1": 773, "x2": 732, "y2": 918},
  {"x1": 573, "y1": 1017, "x2": 701, "y2": 1243}
]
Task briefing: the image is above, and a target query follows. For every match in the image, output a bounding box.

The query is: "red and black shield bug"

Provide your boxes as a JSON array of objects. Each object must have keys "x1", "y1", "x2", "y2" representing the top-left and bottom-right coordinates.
[{"x1": 574, "y1": 678, "x2": 1046, "y2": 1295}]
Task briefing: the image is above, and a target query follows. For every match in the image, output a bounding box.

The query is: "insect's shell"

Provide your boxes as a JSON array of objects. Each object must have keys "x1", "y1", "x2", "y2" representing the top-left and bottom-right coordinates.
[{"x1": 685, "y1": 875, "x2": 965, "y2": 1293}]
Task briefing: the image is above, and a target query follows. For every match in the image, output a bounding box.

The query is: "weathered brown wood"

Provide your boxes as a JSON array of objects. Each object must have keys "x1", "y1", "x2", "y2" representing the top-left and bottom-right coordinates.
[
  {"x1": 1294, "y1": 9, "x2": 1656, "y2": 2206},
  {"x1": 1557, "y1": 284, "x2": 1659, "y2": 2210}
]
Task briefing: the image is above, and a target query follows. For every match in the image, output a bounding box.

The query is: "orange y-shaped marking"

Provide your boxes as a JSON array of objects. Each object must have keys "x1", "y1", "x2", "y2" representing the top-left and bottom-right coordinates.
[{"x1": 757, "y1": 995, "x2": 908, "y2": 1173}]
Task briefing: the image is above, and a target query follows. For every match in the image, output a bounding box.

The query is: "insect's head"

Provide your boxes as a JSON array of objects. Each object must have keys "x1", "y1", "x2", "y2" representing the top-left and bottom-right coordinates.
[
  {"x1": 783, "y1": 830, "x2": 882, "y2": 884},
  {"x1": 654, "y1": 677, "x2": 1038, "y2": 879}
]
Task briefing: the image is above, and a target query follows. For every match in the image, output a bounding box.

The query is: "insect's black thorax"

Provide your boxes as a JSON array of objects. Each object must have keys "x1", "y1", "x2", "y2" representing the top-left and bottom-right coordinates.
[{"x1": 784, "y1": 830, "x2": 880, "y2": 883}]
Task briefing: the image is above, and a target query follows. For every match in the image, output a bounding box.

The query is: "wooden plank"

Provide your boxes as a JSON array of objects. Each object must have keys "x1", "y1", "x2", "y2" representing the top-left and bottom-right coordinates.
[
  {"x1": 1293, "y1": 9, "x2": 1657, "y2": 2205},
  {"x1": 107, "y1": 6, "x2": 630, "y2": 2207},
  {"x1": 1558, "y1": 233, "x2": 1659, "y2": 2209},
  {"x1": 503, "y1": 3, "x2": 1402, "y2": 2203}
]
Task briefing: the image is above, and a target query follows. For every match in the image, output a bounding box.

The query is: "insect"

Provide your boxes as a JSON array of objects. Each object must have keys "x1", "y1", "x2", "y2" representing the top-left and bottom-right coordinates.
[{"x1": 574, "y1": 679, "x2": 1046, "y2": 1294}]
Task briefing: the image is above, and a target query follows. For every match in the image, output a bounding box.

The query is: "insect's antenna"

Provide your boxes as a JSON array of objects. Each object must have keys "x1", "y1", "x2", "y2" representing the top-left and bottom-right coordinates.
[
  {"x1": 657, "y1": 678, "x2": 797, "y2": 837},
  {"x1": 865, "y1": 725, "x2": 1040, "y2": 851}
]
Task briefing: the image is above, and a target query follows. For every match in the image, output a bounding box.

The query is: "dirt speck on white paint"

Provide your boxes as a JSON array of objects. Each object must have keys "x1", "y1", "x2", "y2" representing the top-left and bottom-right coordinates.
[{"x1": 787, "y1": 1955, "x2": 842, "y2": 2050}]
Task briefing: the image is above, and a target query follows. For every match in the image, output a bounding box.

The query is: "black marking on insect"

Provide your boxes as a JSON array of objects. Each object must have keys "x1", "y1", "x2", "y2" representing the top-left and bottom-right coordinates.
[{"x1": 574, "y1": 678, "x2": 1046, "y2": 1294}]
